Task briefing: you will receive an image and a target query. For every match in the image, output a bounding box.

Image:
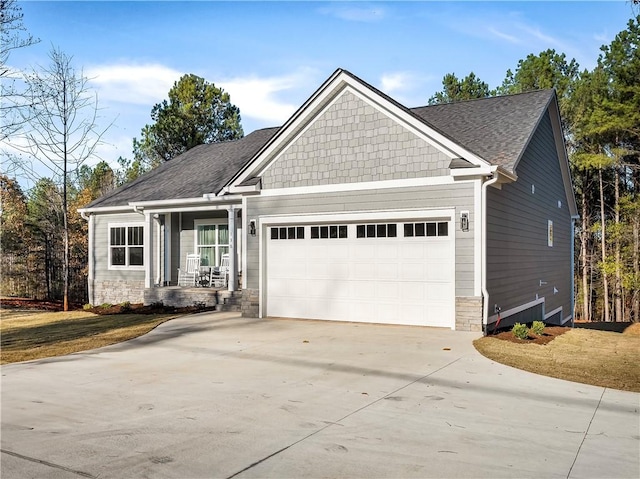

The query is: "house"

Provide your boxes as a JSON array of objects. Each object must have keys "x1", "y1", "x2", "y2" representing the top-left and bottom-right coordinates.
[{"x1": 79, "y1": 69, "x2": 578, "y2": 332}]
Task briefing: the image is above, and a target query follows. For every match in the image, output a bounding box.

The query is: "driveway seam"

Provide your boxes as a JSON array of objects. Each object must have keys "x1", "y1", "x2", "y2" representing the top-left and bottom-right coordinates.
[
  {"x1": 225, "y1": 356, "x2": 464, "y2": 479},
  {"x1": 566, "y1": 387, "x2": 606, "y2": 479},
  {"x1": 1, "y1": 448, "x2": 96, "y2": 478}
]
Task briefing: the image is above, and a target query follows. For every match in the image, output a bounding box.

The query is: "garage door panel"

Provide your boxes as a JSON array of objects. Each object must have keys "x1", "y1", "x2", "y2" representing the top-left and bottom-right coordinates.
[{"x1": 266, "y1": 219, "x2": 455, "y2": 329}]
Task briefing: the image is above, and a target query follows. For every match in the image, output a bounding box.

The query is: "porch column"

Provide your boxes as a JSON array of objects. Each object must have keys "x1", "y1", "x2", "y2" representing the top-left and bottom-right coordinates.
[
  {"x1": 227, "y1": 206, "x2": 238, "y2": 292},
  {"x1": 144, "y1": 212, "x2": 154, "y2": 289}
]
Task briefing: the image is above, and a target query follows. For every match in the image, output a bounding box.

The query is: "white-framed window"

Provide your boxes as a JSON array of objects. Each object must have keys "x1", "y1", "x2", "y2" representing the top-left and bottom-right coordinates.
[
  {"x1": 194, "y1": 220, "x2": 229, "y2": 267},
  {"x1": 109, "y1": 223, "x2": 144, "y2": 269}
]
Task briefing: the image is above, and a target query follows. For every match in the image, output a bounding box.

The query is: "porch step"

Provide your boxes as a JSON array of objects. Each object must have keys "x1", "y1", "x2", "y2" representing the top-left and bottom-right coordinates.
[{"x1": 144, "y1": 287, "x2": 242, "y2": 311}]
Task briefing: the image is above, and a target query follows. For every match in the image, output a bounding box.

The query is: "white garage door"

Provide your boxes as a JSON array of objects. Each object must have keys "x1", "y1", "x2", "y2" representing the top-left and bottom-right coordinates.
[{"x1": 266, "y1": 218, "x2": 455, "y2": 328}]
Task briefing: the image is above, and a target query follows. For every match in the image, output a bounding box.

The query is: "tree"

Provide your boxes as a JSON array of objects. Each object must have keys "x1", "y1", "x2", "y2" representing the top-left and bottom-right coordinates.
[
  {"x1": 428, "y1": 72, "x2": 493, "y2": 105},
  {"x1": 133, "y1": 73, "x2": 243, "y2": 170},
  {"x1": 76, "y1": 160, "x2": 116, "y2": 198},
  {"x1": 1, "y1": 0, "x2": 39, "y2": 141},
  {"x1": 15, "y1": 47, "x2": 110, "y2": 310}
]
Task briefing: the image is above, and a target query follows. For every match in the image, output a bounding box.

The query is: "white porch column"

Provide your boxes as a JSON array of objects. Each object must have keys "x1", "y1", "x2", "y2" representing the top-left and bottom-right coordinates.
[
  {"x1": 144, "y1": 212, "x2": 154, "y2": 289},
  {"x1": 227, "y1": 206, "x2": 238, "y2": 292},
  {"x1": 165, "y1": 213, "x2": 172, "y2": 286}
]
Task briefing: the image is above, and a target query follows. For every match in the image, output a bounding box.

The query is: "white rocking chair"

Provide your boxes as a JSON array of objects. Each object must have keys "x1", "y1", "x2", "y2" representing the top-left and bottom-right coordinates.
[
  {"x1": 177, "y1": 253, "x2": 201, "y2": 287},
  {"x1": 209, "y1": 253, "x2": 229, "y2": 288}
]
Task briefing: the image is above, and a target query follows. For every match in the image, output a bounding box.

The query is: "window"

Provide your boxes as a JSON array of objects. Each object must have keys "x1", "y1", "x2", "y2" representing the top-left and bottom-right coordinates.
[
  {"x1": 548, "y1": 220, "x2": 553, "y2": 247},
  {"x1": 109, "y1": 224, "x2": 144, "y2": 269},
  {"x1": 403, "y1": 222, "x2": 448, "y2": 237},
  {"x1": 195, "y1": 221, "x2": 229, "y2": 266},
  {"x1": 310, "y1": 225, "x2": 348, "y2": 239},
  {"x1": 357, "y1": 223, "x2": 397, "y2": 238},
  {"x1": 271, "y1": 226, "x2": 304, "y2": 239}
]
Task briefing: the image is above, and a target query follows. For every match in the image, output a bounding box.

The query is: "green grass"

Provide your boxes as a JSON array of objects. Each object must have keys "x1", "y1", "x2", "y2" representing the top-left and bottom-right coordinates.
[{"x1": 1, "y1": 310, "x2": 181, "y2": 364}]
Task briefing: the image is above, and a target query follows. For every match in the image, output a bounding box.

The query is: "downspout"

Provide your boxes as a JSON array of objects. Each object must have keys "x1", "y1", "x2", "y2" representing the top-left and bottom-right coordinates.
[
  {"x1": 481, "y1": 172, "x2": 500, "y2": 334},
  {"x1": 80, "y1": 211, "x2": 95, "y2": 305}
]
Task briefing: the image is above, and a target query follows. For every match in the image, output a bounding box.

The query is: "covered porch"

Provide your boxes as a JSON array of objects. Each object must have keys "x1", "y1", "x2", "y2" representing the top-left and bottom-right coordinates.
[{"x1": 136, "y1": 195, "x2": 245, "y2": 304}]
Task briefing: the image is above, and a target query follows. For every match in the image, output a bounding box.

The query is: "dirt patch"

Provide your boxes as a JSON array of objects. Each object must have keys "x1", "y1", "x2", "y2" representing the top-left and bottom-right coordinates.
[{"x1": 491, "y1": 326, "x2": 571, "y2": 345}]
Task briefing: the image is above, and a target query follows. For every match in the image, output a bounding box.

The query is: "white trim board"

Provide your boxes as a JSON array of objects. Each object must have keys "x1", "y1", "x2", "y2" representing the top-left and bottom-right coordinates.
[
  {"x1": 259, "y1": 175, "x2": 474, "y2": 197},
  {"x1": 258, "y1": 208, "x2": 455, "y2": 227}
]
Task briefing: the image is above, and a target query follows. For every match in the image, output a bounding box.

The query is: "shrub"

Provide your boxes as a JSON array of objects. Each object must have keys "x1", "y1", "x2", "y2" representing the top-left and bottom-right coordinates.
[
  {"x1": 531, "y1": 320, "x2": 546, "y2": 336},
  {"x1": 100, "y1": 303, "x2": 113, "y2": 309},
  {"x1": 82, "y1": 303, "x2": 93, "y2": 310},
  {"x1": 512, "y1": 323, "x2": 529, "y2": 340},
  {"x1": 119, "y1": 301, "x2": 131, "y2": 311}
]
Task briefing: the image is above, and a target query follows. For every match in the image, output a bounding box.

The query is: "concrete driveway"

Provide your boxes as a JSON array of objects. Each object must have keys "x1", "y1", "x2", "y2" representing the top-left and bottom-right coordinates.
[{"x1": 1, "y1": 312, "x2": 638, "y2": 479}]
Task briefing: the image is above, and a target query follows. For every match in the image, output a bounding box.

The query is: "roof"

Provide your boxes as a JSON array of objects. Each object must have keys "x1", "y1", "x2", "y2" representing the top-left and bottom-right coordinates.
[
  {"x1": 85, "y1": 70, "x2": 557, "y2": 209},
  {"x1": 86, "y1": 127, "x2": 280, "y2": 208},
  {"x1": 410, "y1": 89, "x2": 555, "y2": 172}
]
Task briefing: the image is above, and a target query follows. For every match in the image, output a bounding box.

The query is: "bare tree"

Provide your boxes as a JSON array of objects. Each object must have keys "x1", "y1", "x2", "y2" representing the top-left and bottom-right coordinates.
[
  {"x1": 14, "y1": 47, "x2": 110, "y2": 310},
  {"x1": 1, "y1": 0, "x2": 39, "y2": 141}
]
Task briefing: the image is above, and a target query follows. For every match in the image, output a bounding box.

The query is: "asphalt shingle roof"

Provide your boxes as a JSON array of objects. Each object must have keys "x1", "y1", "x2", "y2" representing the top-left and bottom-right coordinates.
[
  {"x1": 85, "y1": 72, "x2": 555, "y2": 209},
  {"x1": 410, "y1": 89, "x2": 554, "y2": 171},
  {"x1": 86, "y1": 127, "x2": 280, "y2": 208}
]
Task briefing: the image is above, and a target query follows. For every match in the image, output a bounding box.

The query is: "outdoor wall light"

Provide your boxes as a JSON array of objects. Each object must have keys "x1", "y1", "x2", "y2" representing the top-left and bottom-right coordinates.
[
  {"x1": 460, "y1": 211, "x2": 469, "y2": 232},
  {"x1": 249, "y1": 219, "x2": 257, "y2": 236}
]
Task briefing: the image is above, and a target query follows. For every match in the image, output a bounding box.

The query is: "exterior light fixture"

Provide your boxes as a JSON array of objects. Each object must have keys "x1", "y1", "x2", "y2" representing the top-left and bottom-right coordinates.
[{"x1": 249, "y1": 219, "x2": 257, "y2": 236}]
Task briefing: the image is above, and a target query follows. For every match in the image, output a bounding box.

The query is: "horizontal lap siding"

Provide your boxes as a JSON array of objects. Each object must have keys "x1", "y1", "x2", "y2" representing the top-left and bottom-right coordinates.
[
  {"x1": 486, "y1": 111, "x2": 572, "y2": 320},
  {"x1": 93, "y1": 213, "x2": 147, "y2": 282},
  {"x1": 245, "y1": 182, "x2": 476, "y2": 295}
]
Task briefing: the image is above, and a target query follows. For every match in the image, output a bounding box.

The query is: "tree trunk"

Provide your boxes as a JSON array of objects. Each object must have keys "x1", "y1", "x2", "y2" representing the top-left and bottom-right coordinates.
[
  {"x1": 581, "y1": 172, "x2": 590, "y2": 321},
  {"x1": 614, "y1": 167, "x2": 622, "y2": 322},
  {"x1": 599, "y1": 168, "x2": 610, "y2": 322},
  {"x1": 634, "y1": 215, "x2": 639, "y2": 323}
]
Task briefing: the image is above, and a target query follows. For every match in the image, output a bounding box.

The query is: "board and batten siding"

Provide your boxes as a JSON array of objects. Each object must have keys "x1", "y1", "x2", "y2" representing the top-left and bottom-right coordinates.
[
  {"x1": 486, "y1": 111, "x2": 572, "y2": 324},
  {"x1": 245, "y1": 182, "x2": 476, "y2": 297},
  {"x1": 260, "y1": 90, "x2": 451, "y2": 189}
]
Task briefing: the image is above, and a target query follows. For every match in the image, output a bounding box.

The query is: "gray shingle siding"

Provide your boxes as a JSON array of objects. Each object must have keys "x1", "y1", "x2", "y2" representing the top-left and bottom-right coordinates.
[
  {"x1": 261, "y1": 91, "x2": 449, "y2": 189},
  {"x1": 486, "y1": 111, "x2": 572, "y2": 324}
]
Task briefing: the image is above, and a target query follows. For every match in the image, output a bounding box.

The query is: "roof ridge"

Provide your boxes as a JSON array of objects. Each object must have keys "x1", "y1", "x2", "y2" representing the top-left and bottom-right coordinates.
[{"x1": 410, "y1": 88, "x2": 555, "y2": 110}]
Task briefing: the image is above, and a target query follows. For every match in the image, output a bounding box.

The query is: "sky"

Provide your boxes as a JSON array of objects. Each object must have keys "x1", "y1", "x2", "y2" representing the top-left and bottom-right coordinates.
[{"x1": 4, "y1": 0, "x2": 637, "y2": 189}]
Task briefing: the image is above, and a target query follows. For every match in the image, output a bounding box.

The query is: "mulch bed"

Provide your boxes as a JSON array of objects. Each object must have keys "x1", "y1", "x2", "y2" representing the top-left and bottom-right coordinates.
[
  {"x1": 491, "y1": 326, "x2": 571, "y2": 345},
  {"x1": 0, "y1": 298, "x2": 211, "y2": 316}
]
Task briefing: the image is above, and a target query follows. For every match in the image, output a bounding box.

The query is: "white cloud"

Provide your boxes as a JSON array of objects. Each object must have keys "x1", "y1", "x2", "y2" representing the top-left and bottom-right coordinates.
[
  {"x1": 220, "y1": 68, "x2": 320, "y2": 126},
  {"x1": 86, "y1": 63, "x2": 183, "y2": 105},
  {"x1": 378, "y1": 71, "x2": 432, "y2": 107},
  {"x1": 319, "y1": 4, "x2": 385, "y2": 22},
  {"x1": 380, "y1": 71, "x2": 416, "y2": 94},
  {"x1": 487, "y1": 27, "x2": 520, "y2": 44}
]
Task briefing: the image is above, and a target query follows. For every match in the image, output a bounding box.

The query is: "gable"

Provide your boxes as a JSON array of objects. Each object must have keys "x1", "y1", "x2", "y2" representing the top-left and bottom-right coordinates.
[{"x1": 260, "y1": 89, "x2": 452, "y2": 189}]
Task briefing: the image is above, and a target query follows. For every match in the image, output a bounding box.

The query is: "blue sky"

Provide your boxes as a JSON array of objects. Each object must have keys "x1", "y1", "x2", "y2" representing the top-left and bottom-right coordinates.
[{"x1": 6, "y1": 1, "x2": 637, "y2": 186}]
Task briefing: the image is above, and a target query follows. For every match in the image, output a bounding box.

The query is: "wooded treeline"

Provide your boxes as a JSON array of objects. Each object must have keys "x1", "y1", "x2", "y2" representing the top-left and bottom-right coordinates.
[{"x1": 1, "y1": 2, "x2": 638, "y2": 320}]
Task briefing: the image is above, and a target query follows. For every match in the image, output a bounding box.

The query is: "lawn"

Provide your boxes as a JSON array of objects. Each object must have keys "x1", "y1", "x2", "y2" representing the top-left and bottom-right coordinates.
[
  {"x1": 0, "y1": 309, "x2": 181, "y2": 364},
  {"x1": 474, "y1": 323, "x2": 640, "y2": 392}
]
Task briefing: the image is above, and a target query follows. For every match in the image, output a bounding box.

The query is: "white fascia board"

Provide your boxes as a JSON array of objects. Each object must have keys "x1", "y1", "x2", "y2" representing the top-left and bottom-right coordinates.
[
  {"x1": 128, "y1": 195, "x2": 243, "y2": 210},
  {"x1": 231, "y1": 70, "x2": 489, "y2": 188},
  {"x1": 223, "y1": 184, "x2": 261, "y2": 195},
  {"x1": 259, "y1": 208, "x2": 456, "y2": 226},
  {"x1": 77, "y1": 205, "x2": 135, "y2": 215},
  {"x1": 450, "y1": 167, "x2": 495, "y2": 179},
  {"x1": 143, "y1": 204, "x2": 241, "y2": 214},
  {"x1": 260, "y1": 175, "x2": 467, "y2": 197}
]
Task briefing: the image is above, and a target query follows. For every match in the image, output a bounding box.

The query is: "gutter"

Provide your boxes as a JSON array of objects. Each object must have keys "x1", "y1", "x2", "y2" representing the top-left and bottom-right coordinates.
[{"x1": 481, "y1": 169, "x2": 500, "y2": 334}]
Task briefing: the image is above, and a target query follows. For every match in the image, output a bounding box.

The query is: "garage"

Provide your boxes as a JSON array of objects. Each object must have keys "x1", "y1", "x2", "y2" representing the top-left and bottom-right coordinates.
[{"x1": 265, "y1": 214, "x2": 455, "y2": 328}]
